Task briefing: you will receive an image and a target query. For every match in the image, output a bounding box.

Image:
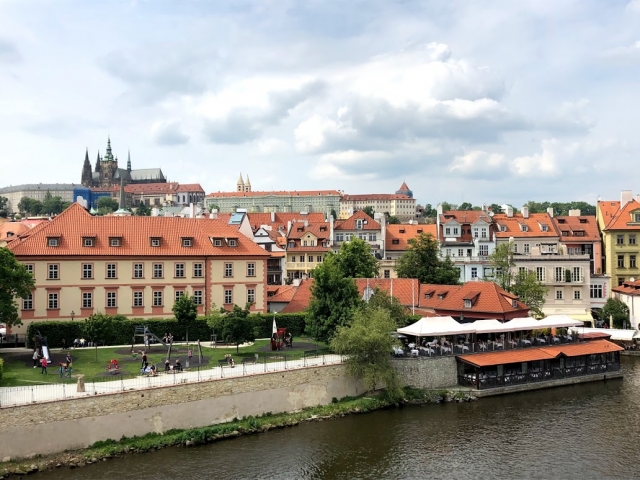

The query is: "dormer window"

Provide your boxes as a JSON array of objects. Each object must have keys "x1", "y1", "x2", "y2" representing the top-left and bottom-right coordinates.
[
  {"x1": 417, "y1": 229, "x2": 423, "y2": 233},
  {"x1": 83, "y1": 237, "x2": 94, "y2": 247},
  {"x1": 464, "y1": 299, "x2": 472, "y2": 308},
  {"x1": 561, "y1": 231, "x2": 569, "y2": 236},
  {"x1": 109, "y1": 237, "x2": 121, "y2": 247},
  {"x1": 499, "y1": 225, "x2": 507, "y2": 232},
  {"x1": 229, "y1": 239, "x2": 237, "y2": 247},
  {"x1": 437, "y1": 294, "x2": 444, "y2": 300},
  {"x1": 512, "y1": 299, "x2": 518, "y2": 308},
  {"x1": 424, "y1": 293, "x2": 431, "y2": 299},
  {"x1": 521, "y1": 225, "x2": 528, "y2": 232},
  {"x1": 635, "y1": 213, "x2": 640, "y2": 222},
  {"x1": 47, "y1": 237, "x2": 59, "y2": 247},
  {"x1": 557, "y1": 219, "x2": 566, "y2": 224},
  {"x1": 541, "y1": 225, "x2": 548, "y2": 232},
  {"x1": 214, "y1": 239, "x2": 222, "y2": 247},
  {"x1": 151, "y1": 238, "x2": 161, "y2": 247},
  {"x1": 356, "y1": 219, "x2": 363, "y2": 229},
  {"x1": 392, "y1": 239, "x2": 400, "y2": 245},
  {"x1": 182, "y1": 238, "x2": 193, "y2": 247},
  {"x1": 399, "y1": 229, "x2": 405, "y2": 234},
  {"x1": 579, "y1": 218, "x2": 587, "y2": 224}
]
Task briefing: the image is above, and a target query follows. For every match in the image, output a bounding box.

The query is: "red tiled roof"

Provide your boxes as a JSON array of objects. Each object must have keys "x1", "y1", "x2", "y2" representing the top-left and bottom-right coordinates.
[
  {"x1": 280, "y1": 280, "x2": 314, "y2": 313},
  {"x1": 459, "y1": 340, "x2": 622, "y2": 367},
  {"x1": 492, "y1": 213, "x2": 558, "y2": 238},
  {"x1": 248, "y1": 212, "x2": 325, "y2": 231},
  {"x1": 597, "y1": 200, "x2": 621, "y2": 229},
  {"x1": 287, "y1": 223, "x2": 331, "y2": 240},
  {"x1": 334, "y1": 210, "x2": 380, "y2": 231},
  {"x1": 433, "y1": 281, "x2": 528, "y2": 315},
  {"x1": 207, "y1": 190, "x2": 341, "y2": 198},
  {"x1": 553, "y1": 215, "x2": 600, "y2": 242},
  {"x1": 602, "y1": 199, "x2": 640, "y2": 231},
  {"x1": 386, "y1": 224, "x2": 437, "y2": 251},
  {"x1": 0, "y1": 222, "x2": 29, "y2": 242},
  {"x1": 125, "y1": 183, "x2": 179, "y2": 194},
  {"x1": 342, "y1": 194, "x2": 413, "y2": 201},
  {"x1": 419, "y1": 284, "x2": 461, "y2": 309},
  {"x1": 355, "y1": 278, "x2": 420, "y2": 307},
  {"x1": 398, "y1": 182, "x2": 410, "y2": 191},
  {"x1": 439, "y1": 210, "x2": 492, "y2": 225},
  {"x1": 8, "y1": 203, "x2": 270, "y2": 258},
  {"x1": 579, "y1": 332, "x2": 612, "y2": 340},
  {"x1": 175, "y1": 184, "x2": 204, "y2": 193},
  {"x1": 612, "y1": 279, "x2": 640, "y2": 296},
  {"x1": 268, "y1": 285, "x2": 297, "y2": 303}
]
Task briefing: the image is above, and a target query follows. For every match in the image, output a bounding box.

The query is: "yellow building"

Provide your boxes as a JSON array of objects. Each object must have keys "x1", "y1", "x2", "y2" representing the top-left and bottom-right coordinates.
[
  {"x1": 285, "y1": 221, "x2": 332, "y2": 280},
  {"x1": 7, "y1": 203, "x2": 270, "y2": 333},
  {"x1": 597, "y1": 191, "x2": 640, "y2": 288}
]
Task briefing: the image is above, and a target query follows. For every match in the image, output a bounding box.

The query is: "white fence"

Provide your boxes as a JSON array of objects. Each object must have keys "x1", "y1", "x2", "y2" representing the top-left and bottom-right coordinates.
[{"x1": 0, "y1": 353, "x2": 345, "y2": 408}]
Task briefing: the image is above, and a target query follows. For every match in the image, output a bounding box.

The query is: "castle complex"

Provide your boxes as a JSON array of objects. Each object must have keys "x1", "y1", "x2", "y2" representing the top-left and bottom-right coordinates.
[{"x1": 81, "y1": 137, "x2": 166, "y2": 188}]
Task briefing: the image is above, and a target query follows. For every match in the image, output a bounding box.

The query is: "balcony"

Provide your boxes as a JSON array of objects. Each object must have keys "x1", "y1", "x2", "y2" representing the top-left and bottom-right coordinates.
[
  {"x1": 442, "y1": 255, "x2": 490, "y2": 263},
  {"x1": 267, "y1": 265, "x2": 282, "y2": 272}
]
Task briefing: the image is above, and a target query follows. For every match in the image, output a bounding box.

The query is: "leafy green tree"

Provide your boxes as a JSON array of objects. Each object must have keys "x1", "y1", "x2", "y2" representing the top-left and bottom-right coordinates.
[
  {"x1": 489, "y1": 243, "x2": 516, "y2": 290},
  {"x1": 511, "y1": 271, "x2": 548, "y2": 318},
  {"x1": 135, "y1": 201, "x2": 152, "y2": 216},
  {"x1": 83, "y1": 313, "x2": 128, "y2": 360},
  {"x1": 361, "y1": 206, "x2": 375, "y2": 218},
  {"x1": 422, "y1": 204, "x2": 437, "y2": 218},
  {"x1": 208, "y1": 203, "x2": 221, "y2": 212},
  {"x1": 600, "y1": 297, "x2": 630, "y2": 329},
  {"x1": 18, "y1": 197, "x2": 43, "y2": 216},
  {"x1": 41, "y1": 190, "x2": 68, "y2": 215},
  {"x1": 459, "y1": 202, "x2": 473, "y2": 211},
  {"x1": 440, "y1": 201, "x2": 458, "y2": 212},
  {"x1": 331, "y1": 308, "x2": 403, "y2": 400},
  {"x1": 215, "y1": 304, "x2": 255, "y2": 353},
  {"x1": 0, "y1": 196, "x2": 7, "y2": 210},
  {"x1": 363, "y1": 287, "x2": 409, "y2": 327},
  {"x1": 330, "y1": 208, "x2": 338, "y2": 220},
  {"x1": 489, "y1": 203, "x2": 502, "y2": 214},
  {"x1": 97, "y1": 196, "x2": 119, "y2": 214},
  {"x1": 335, "y1": 237, "x2": 379, "y2": 278},
  {"x1": 0, "y1": 249, "x2": 35, "y2": 328},
  {"x1": 396, "y1": 233, "x2": 460, "y2": 285},
  {"x1": 307, "y1": 255, "x2": 361, "y2": 343},
  {"x1": 387, "y1": 215, "x2": 401, "y2": 224},
  {"x1": 173, "y1": 294, "x2": 198, "y2": 343}
]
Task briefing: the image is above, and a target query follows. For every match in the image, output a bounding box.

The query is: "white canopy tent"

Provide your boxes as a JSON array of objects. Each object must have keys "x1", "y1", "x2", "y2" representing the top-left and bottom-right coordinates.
[
  {"x1": 473, "y1": 319, "x2": 512, "y2": 334},
  {"x1": 502, "y1": 317, "x2": 541, "y2": 331},
  {"x1": 570, "y1": 327, "x2": 636, "y2": 342},
  {"x1": 537, "y1": 315, "x2": 584, "y2": 329},
  {"x1": 398, "y1": 316, "x2": 476, "y2": 337}
]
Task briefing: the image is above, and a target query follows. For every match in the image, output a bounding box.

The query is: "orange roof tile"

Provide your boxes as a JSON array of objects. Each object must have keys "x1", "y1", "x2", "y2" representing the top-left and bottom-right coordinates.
[
  {"x1": 493, "y1": 213, "x2": 558, "y2": 238},
  {"x1": 398, "y1": 182, "x2": 410, "y2": 191},
  {"x1": 124, "y1": 182, "x2": 179, "y2": 194},
  {"x1": 175, "y1": 184, "x2": 204, "y2": 192},
  {"x1": 268, "y1": 285, "x2": 297, "y2": 303},
  {"x1": 334, "y1": 210, "x2": 380, "y2": 231},
  {"x1": 432, "y1": 281, "x2": 528, "y2": 316},
  {"x1": 280, "y1": 280, "x2": 314, "y2": 313},
  {"x1": 602, "y1": 199, "x2": 640, "y2": 231},
  {"x1": 287, "y1": 223, "x2": 331, "y2": 240},
  {"x1": 0, "y1": 222, "x2": 29, "y2": 242},
  {"x1": 207, "y1": 190, "x2": 341, "y2": 198},
  {"x1": 8, "y1": 203, "x2": 270, "y2": 258},
  {"x1": 439, "y1": 210, "x2": 493, "y2": 225},
  {"x1": 612, "y1": 279, "x2": 640, "y2": 296},
  {"x1": 553, "y1": 215, "x2": 600, "y2": 242},
  {"x1": 386, "y1": 224, "x2": 437, "y2": 251},
  {"x1": 342, "y1": 193, "x2": 413, "y2": 201},
  {"x1": 419, "y1": 284, "x2": 461, "y2": 309},
  {"x1": 247, "y1": 212, "x2": 325, "y2": 231},
  {"x1": 459, "y1": 340, "x2": 622, "y2": 367},
  {"x1": 597, "y1": 200, "x2": 621, "y2": 229},
  {"x1": 355, "y1": 278, "x2": 420, "y2": 306}
]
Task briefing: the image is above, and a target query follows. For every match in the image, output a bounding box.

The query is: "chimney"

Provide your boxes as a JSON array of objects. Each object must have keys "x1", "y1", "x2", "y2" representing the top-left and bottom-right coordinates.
[
  {"x1": 635, "y1": 194, "x2": 640, "y2": 203},
  {"x1": 621, "y1": 190, "x2": 633, "y2": 207},
  {"x1": 568, "y1": 209, "x2": 581, "y2": 217},
  {"x1": 151, "y1": 207, "x2": 159, "y2": 217},
  {"x1": 271, "y1": 211, "x2": 275, "y2": 223},
  {"x1": 189, "y1": 203, "x2": 195, "y2": 218},
  {"x1": 547, "y1": 207, "x2": 554, "y2": 218},
  {"x1": 210, "y1": 208, "x2": 218, "y2": 219},
  {"x1": 522, "y1": 206, "x2": 529, "y2": 219},
  {"x1": 329, "y1": 215, "x2": 334, "y2": 247},
  {"x1": 437, "y1": 204, "x2": 443, "y2": 216},
  {"x1": 506, "y1": 206, "x2": 514, "y2": 218}
]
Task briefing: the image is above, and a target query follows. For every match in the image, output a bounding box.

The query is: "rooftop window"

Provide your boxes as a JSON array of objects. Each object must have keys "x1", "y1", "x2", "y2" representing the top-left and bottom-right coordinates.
[{"x1": 150, "y1": 237, "x2": 161, "y2": 247}]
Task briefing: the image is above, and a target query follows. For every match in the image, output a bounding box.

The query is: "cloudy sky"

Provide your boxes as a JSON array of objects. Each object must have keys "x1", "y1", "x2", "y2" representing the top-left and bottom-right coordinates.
[{"x1": 1, "y1": 0, "x2": 640, "y2": 208}]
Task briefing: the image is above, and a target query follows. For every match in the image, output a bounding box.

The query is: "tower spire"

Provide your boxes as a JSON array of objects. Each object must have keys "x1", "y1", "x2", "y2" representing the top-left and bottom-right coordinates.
[
  {"x1": 127, "y1": 149, "x2": 131, "y2": 171},
  {"x1": 106, "y1": 136, "x2": 113, "y2": 160},
  {"x1": 81, "y1": 148, "x2": 92, "y2": 186},
  {"x1": 95, "y1": 151, "x2": 101, "y2": 173}
]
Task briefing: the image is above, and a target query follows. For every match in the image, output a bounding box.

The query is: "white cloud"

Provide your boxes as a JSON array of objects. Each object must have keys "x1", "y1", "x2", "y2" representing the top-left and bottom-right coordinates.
[
  {"x1": 150, "y1": 121, "x2": 190, "y2": 146},
  {"x1": 312, "y1": 150, "x2": 392, "y2": 179},
  {"x1": 254, "y1": 137, "x2": 288, "y2": 155},
  {"x1": 450, "y1": 150, "x2": 506, "y2": 176},
  {"x1": 510, "y1": 140, "x2": 560, "y2": 177}
]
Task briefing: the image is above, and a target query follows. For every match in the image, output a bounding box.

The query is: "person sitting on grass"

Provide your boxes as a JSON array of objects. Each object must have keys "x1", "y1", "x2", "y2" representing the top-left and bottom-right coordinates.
[
  {"x1": 165, "y1": 359, "x2": 171, "y2": 372},
  {"x1": 175, "y1": 358, "x2": 183, "y2": 372},
  {"x1": 225, "y1": 354, "x2": 235, "y2": 368},
  {"x1": 149, "y1": 363, "x2": 158, "y2": 376}
]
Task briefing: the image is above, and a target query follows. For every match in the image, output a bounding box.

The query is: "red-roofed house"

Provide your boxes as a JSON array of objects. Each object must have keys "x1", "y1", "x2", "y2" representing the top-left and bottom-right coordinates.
[
  {"x1": 380, "y1": 223, "x2": 437, "y2": 279},
  {"x1": 333, "y1": 210, "x2": 383, "y2": 257},
  {"x1": 7, "y1": 203, "x2": 271, "y2": 333},
  {"x1": 612, "y1": 279, "x2": 640, "y2": 328},
  {"x1": 285, "y1": 220, "x2": 332, "y2": 281},
  {"x1": 339, "y1": 183, "x2": 417, "y2": 221}
]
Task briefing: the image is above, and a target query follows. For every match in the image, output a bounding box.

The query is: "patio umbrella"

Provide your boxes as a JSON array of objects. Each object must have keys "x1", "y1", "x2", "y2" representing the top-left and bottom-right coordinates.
[{"x1": 272, "y1": 317, "x2": 277, "y2": 335}]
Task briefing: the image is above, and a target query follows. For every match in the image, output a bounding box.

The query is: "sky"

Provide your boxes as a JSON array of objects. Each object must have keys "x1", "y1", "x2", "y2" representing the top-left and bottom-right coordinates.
[{"x1": 2, "y1": 0, "x2": 640, "y2": 209}]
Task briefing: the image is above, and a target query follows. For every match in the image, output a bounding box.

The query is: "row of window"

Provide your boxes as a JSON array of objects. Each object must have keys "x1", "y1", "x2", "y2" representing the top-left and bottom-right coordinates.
[
  {"x1": 24, "y1": 288, "x2": 256, "y2": 310},
  {"x1": 617, "y1": 254, "x2": 638, "y2": 269},
  {"x1": 516, "y1": 266, "x2": 584, "y2": 283},
  {"x1": 444, "y1": 227, "x2": 488, "y2": 238},
  {"x1": 555, "y1": 290, "x2": 583, "y2": 300},
  {"x1": 444, "y1": 245, "x2": 490, "y2": 257},
  {"x1": 335, "y1": 233, "x2": 377, "y2": 242},
  {"x1": 47, "y1": 237, "x2": 239, "y2": 248},
  {"x1": 616, "y1": 234, "x2": 637, "y2": 245},
  {"x1": 39, "y1": 262, "x2": 256, "y2": 280},
  {"x1": 290, "y1": 256, "x2": 324, "y2": 263}
]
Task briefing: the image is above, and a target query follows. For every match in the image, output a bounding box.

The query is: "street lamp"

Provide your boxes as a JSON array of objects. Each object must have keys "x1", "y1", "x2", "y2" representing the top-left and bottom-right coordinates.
[{"x1": 71, "y1": 310, "x2": 75, "y2": 322}]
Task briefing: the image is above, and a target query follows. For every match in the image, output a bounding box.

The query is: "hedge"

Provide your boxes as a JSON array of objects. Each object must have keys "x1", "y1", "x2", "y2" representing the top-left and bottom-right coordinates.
[{"x1": 26, "y1": 313, "x2": 307, "y2": 348}]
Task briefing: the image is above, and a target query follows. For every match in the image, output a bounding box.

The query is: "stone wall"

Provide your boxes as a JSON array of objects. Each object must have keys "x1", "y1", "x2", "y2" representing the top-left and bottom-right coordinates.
[
  {"x1": 392, "y1": 356, "x2": 458, "y2": 389},
  {"x1": 0, "y1": 364, "x2": 365, "y2": 460}
]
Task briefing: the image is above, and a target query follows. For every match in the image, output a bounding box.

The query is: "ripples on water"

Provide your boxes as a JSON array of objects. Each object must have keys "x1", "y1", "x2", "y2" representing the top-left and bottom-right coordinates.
[{"x1": 40, "y1": 357, "x2": 640, "y2": 480}]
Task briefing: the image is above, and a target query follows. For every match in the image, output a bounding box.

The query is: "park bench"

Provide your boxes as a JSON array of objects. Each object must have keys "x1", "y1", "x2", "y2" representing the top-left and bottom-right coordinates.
[
  {"x1": 218, "y1": 359, "x2": 233, "y2": 367},
  {"x1": 241, "y1": 357, "x2": 257, "y2": 365}
]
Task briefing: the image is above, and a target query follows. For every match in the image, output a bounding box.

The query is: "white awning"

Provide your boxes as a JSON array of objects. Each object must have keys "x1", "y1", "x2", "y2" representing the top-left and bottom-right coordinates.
[
  {"x1": 502, "y1": 317, "x2": 542, "y2": 331},
  {"x1": 472, "y1": 319, "x2": 511, "y2": 333},
  {"x1": 570, "y1": 327, "x2": 636, "y2": 342},
  {"x1": 397, "y1": 316, "x2": 476, "y2": 337},
  {"x1": 537, "y1": 315, "x2": 584, "y2": 328}
]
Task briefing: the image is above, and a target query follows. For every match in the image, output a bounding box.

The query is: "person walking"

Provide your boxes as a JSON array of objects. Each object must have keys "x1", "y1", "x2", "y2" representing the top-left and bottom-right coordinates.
[
  {"x1": 188, "y1": 349, "x2": 193, "y2": 364},
  {"x1": 141, "y1": 351, "x2": 148, "y2": 370},
  {"x1": 32, "y1": 349, "x2": 39, "y2": 368},
  {"x1": 40, "y1": 356, "x2": 48, "y2": 375}
]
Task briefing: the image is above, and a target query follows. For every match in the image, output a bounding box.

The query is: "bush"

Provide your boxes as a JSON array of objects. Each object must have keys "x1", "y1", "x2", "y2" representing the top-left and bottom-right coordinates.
[{"x1": 249, "y1": 313, "x2": 306, "y2": 338}]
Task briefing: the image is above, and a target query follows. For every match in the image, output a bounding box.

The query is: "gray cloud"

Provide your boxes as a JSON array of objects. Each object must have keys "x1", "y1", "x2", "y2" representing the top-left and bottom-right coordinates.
[
  {"x1": 152, "y1": 122, "x2": 190, "y2": 146},
  {"x1": 0, "y1": 38, "x2": 21, "y2": 64},
  {"x1": 204, "y1": 80, "x2": 326, "y2": 144}
]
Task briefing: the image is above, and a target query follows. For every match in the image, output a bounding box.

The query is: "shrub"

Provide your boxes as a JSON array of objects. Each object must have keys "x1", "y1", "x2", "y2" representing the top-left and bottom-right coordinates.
[{"x1": 248, "y1": 313, "x2": 306, "y2": 338}]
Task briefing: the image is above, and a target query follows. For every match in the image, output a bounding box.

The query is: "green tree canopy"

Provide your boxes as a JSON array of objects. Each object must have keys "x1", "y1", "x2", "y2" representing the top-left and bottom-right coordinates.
[
  {"x1": 17, "y1": 197, "x2": 43, "y2": 216},
  {"x1": 172, "y1": 294, "x2": 198, "y2": 342},
  {"x1": 41, "y1": 190, "x2": 69, "y2": 215},
  {"x1": 387, "y1": 215, "x2": 401, "y2": 224},
  {"x1": 135, "y1": 201, "x2": 152, "y2": 216},
  {"x1": 511, "y1": 271, "x2": 548, "y2": 318},
  {"x1": 97, "y1": 196, "x2": 119, "y2": 214},
  {"x1": 0, "y1": 196, "x2": 7, "y2": 211},
  {"x1": 489, "y1": 203, "x2": 502, "y2": 214},
  {"x1": 523, "y1": 200, "x2": 596, "y2": 216},
  {"x1": 335, "y1": 237, "x2": 379, "y2": 278},
  {"x1": 0, "y1": 249, "x2": 35, "y2": 328},
  {"x1": 330, "y1": 308, "x2": 402, "y2": 399},
  {"x1": 600, "y1": 298, "x2": 630, "y2": 329},
  {"x1": 459, "y1": 202, "x2": 473, "y2": 211},
  {"x1": 361, "y1": 206, "x2": 375, "y2": 218},
  {"x1": 396, "y1": 233, "x2": 460, "y2": 285},
  {"x1": 208, "y1": 203, "x2": 221, "y2": 212},
  {"x1": 307, "y1": 255, "x2": 361, "y2": 343},
  {"x1": 330, "y1": 208, "x2": 338, "y2": 220},
  {"x1": 440, "y1": 201, "x2": 458, "y2": 212},
  {"x1": 83, "y1": 313, "x2": 128, "y2": 360},
  {"x1": 422, "y1": 204, "x2": 437, "y2": 218},
  {"x1": 363, "y1": 287, "x2": 410, "y2": 327},
  {"x1": 488, "y1": 243, "x2": 516, "y2": 290},
  {"x1": 211, "y1": 304, "x2": 255, "y2": 353}
]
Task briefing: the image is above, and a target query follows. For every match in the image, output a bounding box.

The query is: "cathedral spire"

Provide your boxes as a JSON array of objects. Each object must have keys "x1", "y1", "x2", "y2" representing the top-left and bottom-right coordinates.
[
  {"x1": 81, "y1": 148, "x2": 92, "y2": 186},
  {"x1": 127, "y1": 150, "x2": 131, "y2": 171},
  {"x1": 95, "y1": 151, "x2": 102, "y2": 173}
]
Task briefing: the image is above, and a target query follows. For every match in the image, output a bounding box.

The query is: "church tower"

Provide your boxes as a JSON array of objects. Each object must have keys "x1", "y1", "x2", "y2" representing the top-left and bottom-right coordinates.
[
  {"x1": 244, "y1": 175, "x2": 251, "y2": 192},
  {"x1": 237, "y1": 173, "x2": 245, "y2": 192},
  {"x1": 81, "y1": 148, "x2": 92, "y2": 186},
  {"x1": 100, "y1": 136, "x2": 119, "y2": 187}
]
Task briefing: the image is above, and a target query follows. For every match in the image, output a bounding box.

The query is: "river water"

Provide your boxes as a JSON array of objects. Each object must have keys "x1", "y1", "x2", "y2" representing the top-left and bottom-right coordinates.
[{"x1": 40, "y1": 356, "x2": 640, "y2": 480}]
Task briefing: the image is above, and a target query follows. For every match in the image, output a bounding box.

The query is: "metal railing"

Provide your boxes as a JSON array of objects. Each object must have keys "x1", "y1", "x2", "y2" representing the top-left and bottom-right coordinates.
[{"x1": 0, "y1": 351, "x2": 342, "y2": 408}]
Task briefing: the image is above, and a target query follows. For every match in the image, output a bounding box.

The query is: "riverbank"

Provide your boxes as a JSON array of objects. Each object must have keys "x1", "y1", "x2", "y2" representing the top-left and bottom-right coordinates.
[{"x1": 0, "y1": 388, "x2": 476, "y2": 478}]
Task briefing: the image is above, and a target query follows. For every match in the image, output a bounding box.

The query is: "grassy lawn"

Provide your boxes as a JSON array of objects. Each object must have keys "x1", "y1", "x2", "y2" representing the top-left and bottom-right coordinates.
[{"x1": 0, "y1": 338, "x2": 328, "y2": 387}]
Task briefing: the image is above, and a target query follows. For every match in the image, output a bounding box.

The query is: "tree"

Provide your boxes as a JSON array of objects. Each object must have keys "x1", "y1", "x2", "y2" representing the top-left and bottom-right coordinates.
[
  {"x1": 600, "y1": 298, "x2": 630, "y2": 329},
  {"x1": 396, "y1": 233, "x2": 460, "y2": 285},
  {"x1": 208, "y1": 203, "x2": 221, "y2": 212},
  {"x1": 18, "y1": 197, "x2": 43, "y2": 216},
  {"x1": 387, "y1": 215, "x2": 401, "y2": 224},
  {"x1": 422, "y1": 204, "x2": 437, "y2": 218},
  {"x1": 362, "y1": 206, "x2": 375, "y2": 218},
  {"x1": 440, "y1": 201, "x2": 458, "y2": 212},
  {"x1": 511, "y1": 271, "x2": 548, "y2": 318},
  {"x1": 213, "y1": 304, "x2": 255, "y2": 353},
  {"x1": 0, "y1": 196, "x2": 7, "y2": 210},
  {"x1": 307, "y1": 255, "x2": 361, "y2": 343},
  {"x1": 335, "y1": 237, "x2": 379, "y2": 278},
  {"x1": 135, "y1": 201, "x2": 151, "y2": 216},
  {"x1": 330, "y1": 208, "x2": 338, "y2": 220},
  {"x1": 489, "y1": 203, "x2": 502, "y2": 214},
  {"x1": 489, "y1": 243, "x2": 516, "y2": 290},
  {"x1": 97, "y1": 196, "x2": 119, "y2": 214},
  {"x1": 83, "y1": 313, "x2": 127, "y2": 361},
  {"x1": 363, "y1": 287, "x2": 410, "y2": 327},
  {"x1": 41, "y1": 190, "x2": 68, "y2": 215},
  {"x1": 0, "y1": 249, "x2": 35, "y2": 328},
  {"x1": 173, "y1": 294, "x2": 198, "y2": 343},
  {"x1": 459, "y1": 202, "x2": 473, "y2": 211},
  {"x1": 330, "y1": 308, "x2": 402, "y2": 399}
]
